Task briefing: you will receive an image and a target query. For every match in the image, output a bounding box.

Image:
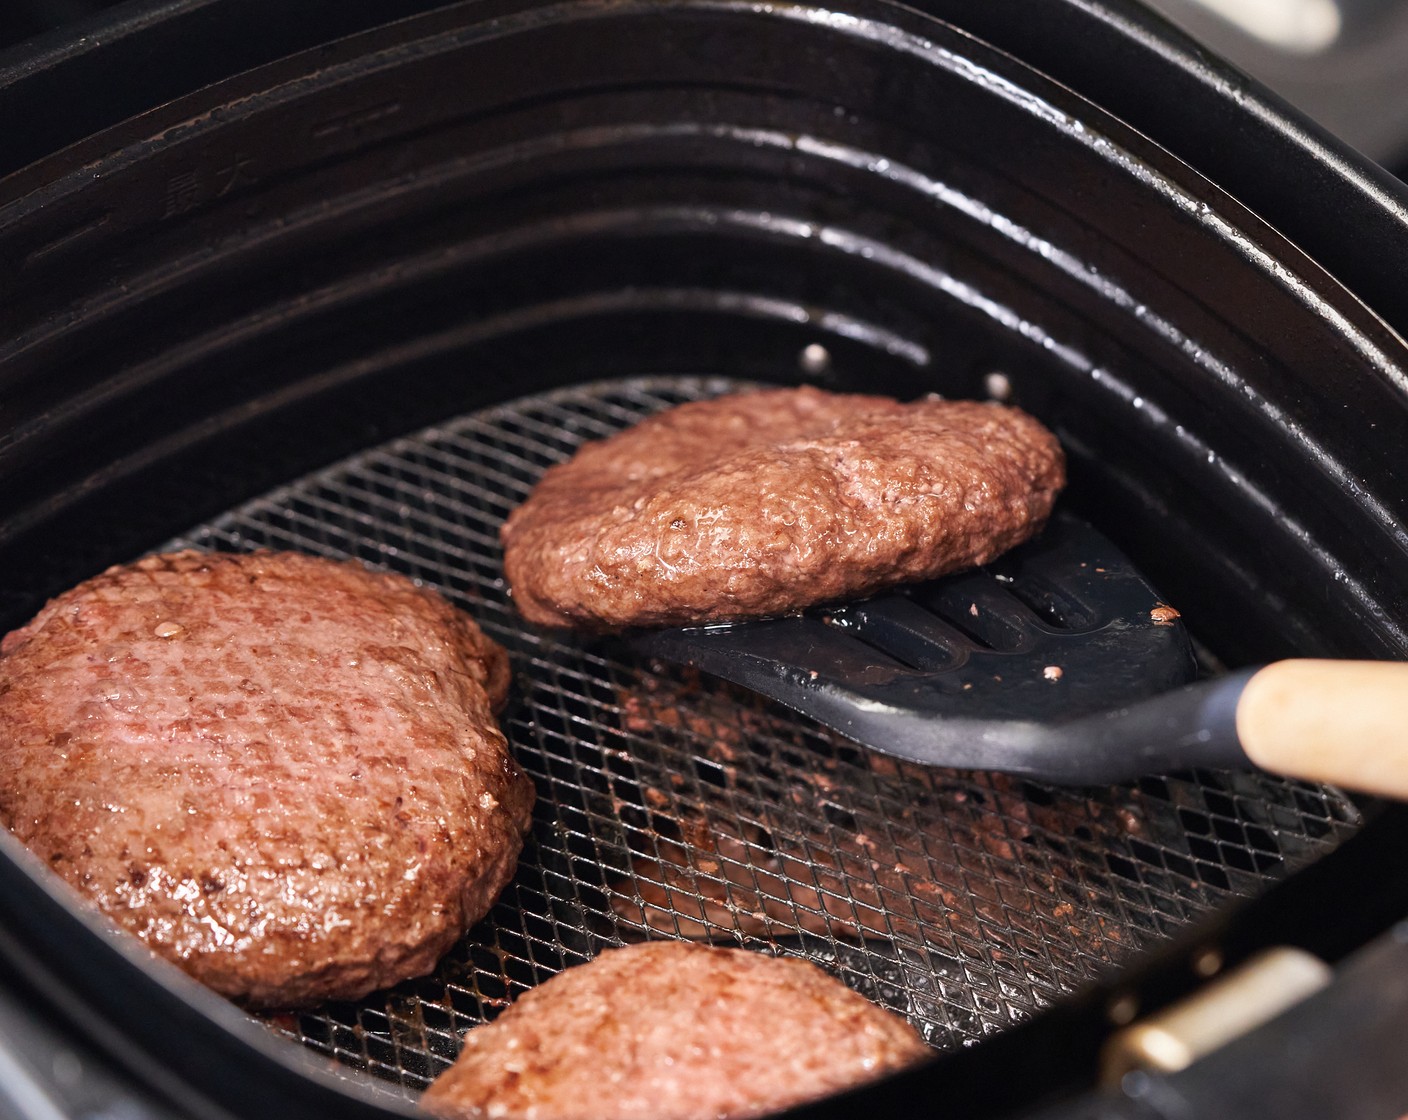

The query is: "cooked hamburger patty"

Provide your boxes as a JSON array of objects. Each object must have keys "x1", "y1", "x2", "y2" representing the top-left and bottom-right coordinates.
[
  {"x1": 421, "y1": 941, "x2": 929, "y2": 1120},
  {"x1": 0, "y1": 550, "x2": 534, "y2": 1009},
  {"x1": 501, "y1": 386, "x2": 1065, "y2": 630}
]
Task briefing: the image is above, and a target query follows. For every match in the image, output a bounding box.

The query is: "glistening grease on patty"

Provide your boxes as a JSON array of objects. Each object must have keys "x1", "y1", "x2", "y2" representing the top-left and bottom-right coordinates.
[
  {"x1": 422, "y1": 941, "x2": 929, "y2": 1120},
  {"x1": 0, "y1": 550, "x2": 534, "y2": 1008},
  {"x1": 501, "y1": 386, "x2": 1065, "y2": 630}
]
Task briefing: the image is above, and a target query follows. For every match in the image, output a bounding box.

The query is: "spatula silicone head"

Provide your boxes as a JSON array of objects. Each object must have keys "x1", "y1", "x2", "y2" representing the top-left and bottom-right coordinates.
[{"x1": 635, "y1": 512, "x2": 1408, "y2": 794}]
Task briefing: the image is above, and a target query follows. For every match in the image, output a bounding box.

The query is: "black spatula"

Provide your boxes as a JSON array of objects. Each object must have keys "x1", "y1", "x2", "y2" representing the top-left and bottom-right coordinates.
[{"x1": 633, "y1": 511, "x2": 1408, "y2": 794}]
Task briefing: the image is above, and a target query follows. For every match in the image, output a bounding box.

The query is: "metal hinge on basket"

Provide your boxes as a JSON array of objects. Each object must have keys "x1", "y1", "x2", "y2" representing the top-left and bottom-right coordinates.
[{"x1": 1100, "y1": 946, "x2": 1333, "y2": 1085}]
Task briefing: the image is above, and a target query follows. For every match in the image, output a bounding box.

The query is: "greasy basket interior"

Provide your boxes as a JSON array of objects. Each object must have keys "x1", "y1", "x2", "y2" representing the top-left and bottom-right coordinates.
[{"x1": 165, "y1": 375, "x2": 1362, "y2": 1102}]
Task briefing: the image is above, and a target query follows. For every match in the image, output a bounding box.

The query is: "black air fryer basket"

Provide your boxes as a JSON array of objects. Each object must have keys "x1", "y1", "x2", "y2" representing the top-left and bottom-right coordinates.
[{"x1": 2, "y1": 3, "x2": 1408, "y2": 1119}]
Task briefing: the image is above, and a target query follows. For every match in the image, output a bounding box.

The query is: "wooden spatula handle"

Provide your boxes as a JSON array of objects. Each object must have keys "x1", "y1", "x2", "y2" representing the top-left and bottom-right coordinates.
[{"x1": 1236, "y1": 660, "x2": 1408, "y2": 797}]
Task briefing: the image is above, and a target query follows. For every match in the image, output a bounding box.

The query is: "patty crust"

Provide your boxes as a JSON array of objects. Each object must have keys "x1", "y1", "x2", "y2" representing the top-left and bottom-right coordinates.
[
  {"x1": 501, "y1": 386, "x2": 1065, "y2": 630},
  {"x1": 0, "y1": 550, "x2": 534, "y2": 1008},
  {"x1": 421, "y1": 941, "x2": 929, "y2": 1120}
]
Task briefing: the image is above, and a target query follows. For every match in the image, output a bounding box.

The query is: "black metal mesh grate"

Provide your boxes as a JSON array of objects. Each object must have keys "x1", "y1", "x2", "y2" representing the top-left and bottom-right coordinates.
[{"x1": 167, "y1": 376, "x2": 1361, "y2": 1102}]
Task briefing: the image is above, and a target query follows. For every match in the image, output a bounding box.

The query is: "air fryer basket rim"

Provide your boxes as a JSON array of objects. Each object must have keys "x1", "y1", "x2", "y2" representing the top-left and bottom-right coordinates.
[
  {"x1": 4, "y1": 0, "x2": 1408, "y2": 344},
  {"x1": 1, "y1": 1, "x2": 1408, "y2": 1119}
]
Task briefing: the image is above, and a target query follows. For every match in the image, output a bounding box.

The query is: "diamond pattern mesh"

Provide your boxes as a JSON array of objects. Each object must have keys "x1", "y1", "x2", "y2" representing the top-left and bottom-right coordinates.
[{"x1": 167, "y1": 376, "x2": 1361, "y2": 1102}]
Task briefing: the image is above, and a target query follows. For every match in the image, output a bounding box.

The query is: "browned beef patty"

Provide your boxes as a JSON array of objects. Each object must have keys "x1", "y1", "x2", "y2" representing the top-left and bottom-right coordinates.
[
  {"x1": 421, "y1": 941, "x2": 929, "y2": 1120},
  {"x1": 0, "y1": 551, "x2": 534, "y2": 1008},
  {"x1": 501, "y1": 386, "x2": 1065, "y2": 630}
]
